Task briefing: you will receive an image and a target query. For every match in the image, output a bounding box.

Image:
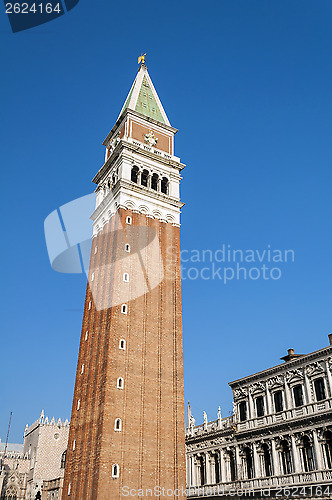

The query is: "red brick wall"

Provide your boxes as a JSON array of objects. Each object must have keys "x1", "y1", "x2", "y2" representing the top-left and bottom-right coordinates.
[
  {"x1": 130, "y1": 121, "x2": 172, "y2": 154},
  {"x1": 63, "y1": 209, "x2": 186, "y2": 499}
]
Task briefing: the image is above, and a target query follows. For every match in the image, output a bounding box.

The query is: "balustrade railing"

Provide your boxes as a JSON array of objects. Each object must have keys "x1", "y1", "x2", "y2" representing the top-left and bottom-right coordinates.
[
  {"x1": 187, "y1": 399, "x2": 332, "y2": 437},
  {"x1": 187, "y1": 470, "x2": 332, "y2": 496}
]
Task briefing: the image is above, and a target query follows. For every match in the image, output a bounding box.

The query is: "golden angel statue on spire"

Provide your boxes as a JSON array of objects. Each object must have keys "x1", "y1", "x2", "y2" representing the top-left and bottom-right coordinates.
[{"x1": 138, "y1": 53, "x2": 146, "y2": 65}]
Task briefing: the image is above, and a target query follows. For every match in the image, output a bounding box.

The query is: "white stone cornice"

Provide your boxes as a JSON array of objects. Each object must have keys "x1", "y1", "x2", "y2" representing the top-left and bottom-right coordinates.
[
  {"x1": 229, "y1": 346, "x2": 332, "y2": 389},
  {"x1": 93, "y1": 139, "x2": 185, "y2": 185}
]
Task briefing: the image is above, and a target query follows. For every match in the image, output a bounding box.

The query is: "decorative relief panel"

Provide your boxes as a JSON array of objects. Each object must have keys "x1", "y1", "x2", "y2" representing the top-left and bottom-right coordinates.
[
  {"x1": 306, "y1": 361, "x2": 325, "y2": 377},
  {"x1": 286, "y1": 368, "x2": 304, "y2": 384},
  {"x1": 249, "y1": 382, "x2": 265, "y2": 395},
  {"x1": 267, "y1": 375, "x2": 285, "y2": 389},
  {"x1": 233, "y1": 387, "x2": 248, "y2": 400}
]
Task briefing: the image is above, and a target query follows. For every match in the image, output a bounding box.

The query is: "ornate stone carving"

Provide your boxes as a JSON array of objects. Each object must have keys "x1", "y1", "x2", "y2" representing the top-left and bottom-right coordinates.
[
  {"x1": 203, "y1": 411, "x2": 208, "y2": 425},
  {"x1": 267, "y1": 375, "x2": 285, "y2": 389},
  {"x1": 233, "y1": 387, "x2": 248, "y2": 400},
  {"x1": 286, "y1": 368, "x2": 304, "y2": 383},
  {"x1": 274, "y1": 435, "x2": 291, "y2": 449},
  {"x1": 108, "y1": 133, "x2": 120, "y2": 154},
  {"x1": 306, "y1": 361, "x2": 325, "y2": 377},
  {"x1": 294, "y1": 431, "x2": 313, "y2": 445},
  {"x1": 249, "y1": 382, "x2": 265, "y2": 394},
  {"x1": 144, "y1": 130, "x2": 158, "y2": 147}
]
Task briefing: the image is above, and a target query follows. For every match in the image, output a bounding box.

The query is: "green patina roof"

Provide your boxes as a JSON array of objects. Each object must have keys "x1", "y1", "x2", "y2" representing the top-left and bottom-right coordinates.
[
  {"x1": 119, "y1": 78, "x2": 136, "y2": 117},
  {"x1": 134, "y1": 76, "x2": 165, "y2": 124},
  {"x1": 117, "y1": 67, "x2": 169, "y2": 125}
]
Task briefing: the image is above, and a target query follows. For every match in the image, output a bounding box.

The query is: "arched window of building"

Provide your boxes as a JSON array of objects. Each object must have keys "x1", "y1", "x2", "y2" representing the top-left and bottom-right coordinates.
[
  {"x1": 151, "y1": 173, "x2": 159, "y2": 191},
  {"x1": 256, "y1": 396, "x2": 265, "y2": 417},
  {"x1": 121, "y1": 304, "x2": 127, "y2": 314},
  {"x1": 5, "y1": 485, "x2": 18, "y2": 500},
  {"x1": 301, "y1": 435, "x2": 315, "y2": 472},
  {"x1": 125, "y1": 243, "x2": 130, "y2": 253},
  {"x1": 262, "y1": 443, "x2": 272, "y2": 477},
  {"x1": 244, "y1": 447, "x2": 254, "y2": 479},
  {"x1": 112, "y1": 464, "x2": 120, "y2": 478},
  {"x1": 123, "y1": 273, "x2": 129, "y2": 283},
  {"x1": 131, "y1": 166, "x2": 139, "y2": 183},
  {"x1": 239, "y1": 401, "x2": 247, "y2": 422},
  {"x1": 293, "y1": 385, "x2": 304, "y2": 407},
  {"x1": 161, "y1": 177, "x2": 168, "y2": 195},
  {"x1": 314, "y1": 377, "x2": 326, "y2": 401},
  {"x1": 141, "y1": 169, "x2": 149, "y2": 187},
  {"x1": 117, "y1": 377, "x2": 124, "y2": 389},
  {"x1": 119, "y1": 339, "x2": 126, "y2": 350},
  {"x1": 323, "y1": 430, "x2": 332, "y2": 469},
  {"x1": 114, "y1": 418, "x2": 122, "y2": 431},
  {"x1": 60, "y1": 450, "x2": 67, "y2": 469},
  {"x1": 126, "y1": 216, "x2": 132, "y2": 225},
  {"x1": 280, "y1": 440, "x2": 293, "y2": 475}
]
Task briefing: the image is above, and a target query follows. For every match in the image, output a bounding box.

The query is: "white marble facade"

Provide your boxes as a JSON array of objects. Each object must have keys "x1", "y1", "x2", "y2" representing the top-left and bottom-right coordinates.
[{"x1": 186, "y1": 336, "x2": 332, "y2": 498}]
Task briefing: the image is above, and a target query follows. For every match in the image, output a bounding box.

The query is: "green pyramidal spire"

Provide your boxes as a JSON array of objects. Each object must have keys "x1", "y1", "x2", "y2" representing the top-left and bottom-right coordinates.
[{"x1": 118, "y1": 63, "x2": 170, "y2": 126}]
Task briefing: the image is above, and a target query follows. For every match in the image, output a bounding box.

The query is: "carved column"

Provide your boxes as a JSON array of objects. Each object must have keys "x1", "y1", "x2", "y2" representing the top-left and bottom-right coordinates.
[
  {"x1": 284, "y1": 379, "x2": 292, "y2": 410},
  {"x1": 209, "y1": 452, "x2": 215, "y2": 485},
  {"x1": 290, "y1": 435, "x2": 301, "y2": 473},
  {"x1": 235, "y1": 445, "x2": 242, "y2": 480},
  {"x1": 271, "y1": 439, "x2": 280, "y2": 476},
  {"x1": 304, "y1": 369, "x2": 312, "y2": 404},
  {"x1": 191, "y1": 456, "x2": 197, "y2": 487},
  {"x1": 205, "y1": 452, "x2": 211, "y2": 485},
  {"x1": 248, "y1": 392, "x2": 255, "y2": 419},
  {"x1": 186, "y1": 455, "x2": 192, "y2": 487},
  {"x1": 312, "y1": 429, "x2": 324, "y2": 470},
  {"x1": 265, "y1": 381, "x2": 272, "y2": 414},
  {"x1": 252, "y1": 442, "x2": 260, "y2": 478},
  {"x1": 225, "y1": 453, "x2": 231, "y2": 482},
  {"x1": 219, "y1": 448, "x2": 225, "y2": 483},
  {"x1": 325, "y1": 359, "x2": 332, "y2": 397}
]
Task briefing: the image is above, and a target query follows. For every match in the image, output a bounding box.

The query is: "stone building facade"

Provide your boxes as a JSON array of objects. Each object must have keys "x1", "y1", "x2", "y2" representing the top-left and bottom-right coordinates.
[
  {"x1": 0, "y1": 412, "x2": 69, "y2": 500},
  {"x1": 0, "y1": 442, "x2": 29, "y2": 499},
  {"x1": 186, "y1": 335, "x2": 332, "y2": 498}
]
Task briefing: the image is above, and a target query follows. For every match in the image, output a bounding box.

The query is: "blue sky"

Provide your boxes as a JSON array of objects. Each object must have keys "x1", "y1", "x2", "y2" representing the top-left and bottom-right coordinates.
[{"x1": 1, "y1": 0, "x2": 332, "y2": 442}]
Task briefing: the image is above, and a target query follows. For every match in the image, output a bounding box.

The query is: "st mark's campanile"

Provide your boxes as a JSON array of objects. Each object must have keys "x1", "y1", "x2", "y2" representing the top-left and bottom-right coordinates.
[{"x1": 63, "y1": 57, "x2": 186, "y2": 499}]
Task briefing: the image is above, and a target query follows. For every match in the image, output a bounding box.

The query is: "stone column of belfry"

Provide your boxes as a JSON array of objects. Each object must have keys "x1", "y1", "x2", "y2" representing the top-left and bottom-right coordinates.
[{"x1": 63, "y1": 60, "x2": 187, "y2": 499}]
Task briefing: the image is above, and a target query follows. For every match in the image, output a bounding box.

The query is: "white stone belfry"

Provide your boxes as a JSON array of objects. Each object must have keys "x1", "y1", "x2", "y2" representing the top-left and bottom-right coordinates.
[{"x1": 91, "y1": 62, "x2": 185, "y2": 235}]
